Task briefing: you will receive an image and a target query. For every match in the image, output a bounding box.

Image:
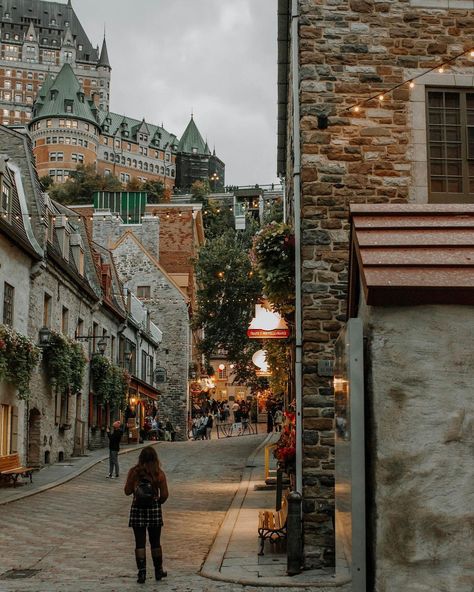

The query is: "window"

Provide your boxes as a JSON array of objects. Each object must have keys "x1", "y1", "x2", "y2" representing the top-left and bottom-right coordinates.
[
  {"x1": 61, "y1": 306, "x2": 69, "y2": 335},
  {"x1": 76, "y1": 317, "x2": 84, "y2": 339},
  {"x1": 218, "y1": 366, "x2": 227, "y2": 380},
  {"x1": 4, "y1": 81, "x2": 11, "y2": 90},
  {"x1": 1, "y1": 181, "x2": 11, "y2": 216},
  {"x1": 47, "y1": 119, "x2": 52, "y2": 128},
  {"x1": 3, "y1": 283, "x2": 14, "y2": 326},
  {"x1": 43, "y1": 293, "x2": 52, "y2": 327},
  {"x1": 136, "y1": 286, "x2": 151, "y2": 299},
  {"x1": 141, "y1": 350, "x2": 148, "y2": 382},
  {"x1": 427, "y1": 89, "x2": 474, "y2": 203}
]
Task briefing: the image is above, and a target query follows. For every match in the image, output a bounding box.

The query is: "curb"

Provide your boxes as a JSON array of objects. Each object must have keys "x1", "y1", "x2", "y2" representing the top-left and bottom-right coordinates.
[
  {"x1": 0, "y1": 441, "x2": 152, "y2": 507},
  {"x1": 200, "y1": 433, "x2": 352, "y2": 589}
]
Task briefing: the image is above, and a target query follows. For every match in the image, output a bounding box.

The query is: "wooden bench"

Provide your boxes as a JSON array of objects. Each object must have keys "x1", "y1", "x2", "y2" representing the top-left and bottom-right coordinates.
[
  {"x1": 0, "y1": 453, "x2": 34, "y2": 488},
  {"x1": 257, "y1": 492, "x2": 289, "y2": 556}
]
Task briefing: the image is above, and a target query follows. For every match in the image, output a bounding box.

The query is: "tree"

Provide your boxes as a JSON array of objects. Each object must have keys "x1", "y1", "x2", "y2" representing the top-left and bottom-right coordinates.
[
  {"x1": 193, "y1": 229, "x2": 262, "y2": 366},
  {"x1": 142, "y1": 179, "x2": 165, "y2": 203},
  {"x1": 48, "y1": 164, "x2": 122, "y2": 204}
]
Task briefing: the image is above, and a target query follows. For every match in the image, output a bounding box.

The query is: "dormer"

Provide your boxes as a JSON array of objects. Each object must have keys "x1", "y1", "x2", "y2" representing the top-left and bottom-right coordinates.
[
  {"x1": 101, "y1": 262, "x2": 112, "y2": 301},
  {"x1": 64, "y1": 98, "x2": 74, "y2": 113},
  {"x1": 55, "y1": 215, "x2": 70, "y2": 261},
  {"x1": 70, "y1": 232, "x2": 85, "y2": 276},
  {"x1": 50, "y1": 89, "x2": 59, "y2": 100},
  {"x1": 0, "y1": 156, "x2": 12, "y2": 222}
]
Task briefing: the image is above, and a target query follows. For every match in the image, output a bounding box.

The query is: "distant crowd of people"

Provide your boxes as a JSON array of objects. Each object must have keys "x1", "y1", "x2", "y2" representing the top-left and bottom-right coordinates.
[
  {"x1": 190, "y1": 398, "x2": 253, "y2": 440},
  {"x1": 141, "y1": 416, "x2": 176, "y2": 442},
  {"x1": 266, "y1": 402, "x2": 284, "y2": 433}
]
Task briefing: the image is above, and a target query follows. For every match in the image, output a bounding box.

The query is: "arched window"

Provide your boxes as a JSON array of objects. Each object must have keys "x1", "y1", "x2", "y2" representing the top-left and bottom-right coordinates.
[{"x1": 104, "y1": 152, "x2": 108, "y2": 160}]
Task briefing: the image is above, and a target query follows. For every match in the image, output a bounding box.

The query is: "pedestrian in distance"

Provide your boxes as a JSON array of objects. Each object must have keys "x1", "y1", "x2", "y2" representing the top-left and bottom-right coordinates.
[
  {"x1": 206, "y1": 413, "x2": 213, "y2": 440},
  {"x1": 274, "y1": 408, "x2": 283, "y2": 432},
  {"x1": 106, "y1": 420, "x2": 122, "y2": 479},
  {"x1": 124, "y1": 446, "x2": 169, "y2": 584},
  {"x1": 266, "y1": 409, "x2": 274, "y2": 433}
]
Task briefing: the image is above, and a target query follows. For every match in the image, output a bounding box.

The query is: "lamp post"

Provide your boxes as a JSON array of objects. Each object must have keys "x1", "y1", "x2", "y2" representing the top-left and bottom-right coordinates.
[{"x1": 38, "y1": 326, "x2": 51, "y2": 347}]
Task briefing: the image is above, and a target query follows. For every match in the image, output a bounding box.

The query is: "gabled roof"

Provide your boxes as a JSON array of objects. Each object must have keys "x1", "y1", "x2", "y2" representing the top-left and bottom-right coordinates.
[
  {"x1": 110, "y1": 230, "x2": 189, "y2": 302},
  {"x1": 32, "y1": 63, "x2": 98, "y2": 126},
  {"x1": 348, "y1": 204, "x2": 474, "y2": 309},
  {"x1": 178, "y1": 116, "x2": 208, "y2": 155}
]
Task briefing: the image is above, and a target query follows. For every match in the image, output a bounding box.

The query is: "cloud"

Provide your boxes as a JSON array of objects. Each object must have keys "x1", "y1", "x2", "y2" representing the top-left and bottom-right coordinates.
[{"x1": 71, "y1": 0, "x2": 278, "y2": 185}]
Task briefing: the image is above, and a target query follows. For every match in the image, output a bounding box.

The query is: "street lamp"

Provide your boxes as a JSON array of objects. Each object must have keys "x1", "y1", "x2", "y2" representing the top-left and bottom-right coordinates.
[
  {"x1": 38, "y1": 326, "x2": 51, "y2": 347},
  {"x1": 97, "y1": 338, "x2": 107, "y2": 355}
]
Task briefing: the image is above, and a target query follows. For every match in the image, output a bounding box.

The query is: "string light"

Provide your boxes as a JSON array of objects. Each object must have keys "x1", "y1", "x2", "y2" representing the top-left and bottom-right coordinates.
[{"x1": 342, "y1": 45, "x2": 474, "y2": 115}]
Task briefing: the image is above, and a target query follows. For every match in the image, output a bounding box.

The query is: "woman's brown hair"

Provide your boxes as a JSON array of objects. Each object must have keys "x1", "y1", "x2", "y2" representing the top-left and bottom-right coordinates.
[{"x1": 133, "y1": 446, "x2": 161, "y2": 494}]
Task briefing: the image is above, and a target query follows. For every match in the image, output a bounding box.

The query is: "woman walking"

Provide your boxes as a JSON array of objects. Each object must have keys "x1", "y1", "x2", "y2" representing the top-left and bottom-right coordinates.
[{"x1": 124, "y1": 446, "x2": 169, "y2": 584}]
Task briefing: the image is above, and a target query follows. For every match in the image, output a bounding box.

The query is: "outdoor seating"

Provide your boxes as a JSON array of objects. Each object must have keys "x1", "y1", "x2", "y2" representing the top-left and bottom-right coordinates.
[
  {"x1": 257, "y1": 490, "x2": 289, "y2": 555},
  {"x1": 0, "y1": 453, "x2": 34, "y2": 488}
]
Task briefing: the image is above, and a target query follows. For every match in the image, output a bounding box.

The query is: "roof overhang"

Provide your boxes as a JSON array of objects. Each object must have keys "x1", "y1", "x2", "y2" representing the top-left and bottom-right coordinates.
[{"x1": 348, "y1": 204, "x2": 474, "y2": 314}]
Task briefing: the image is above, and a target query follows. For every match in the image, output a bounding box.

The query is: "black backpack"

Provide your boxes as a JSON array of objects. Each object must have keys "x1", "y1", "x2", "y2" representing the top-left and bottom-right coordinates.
[{"x1": 134, "y1": 479, "x2": 155, "y2": 508}]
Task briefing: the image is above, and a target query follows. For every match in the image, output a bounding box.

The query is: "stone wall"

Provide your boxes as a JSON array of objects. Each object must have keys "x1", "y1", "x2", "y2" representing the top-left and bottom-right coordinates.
[
  {"x1": 102, "y1": 234, "x2": 190, "y2": 439},
  {"x1": 290, "y1": 0, "x2": 474, "y2": 568},
  {"x1": 359, "y1": 299, "x2": 474, "y2": 592}
]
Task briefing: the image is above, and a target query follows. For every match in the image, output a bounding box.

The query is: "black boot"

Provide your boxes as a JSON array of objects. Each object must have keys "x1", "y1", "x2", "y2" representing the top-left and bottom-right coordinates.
[
  {"x1": 135, "y1": 548, "x2": 146, "y2": 584},
  {"x1": 151, "y1": 546, "x2": 167, "y2": 580}
]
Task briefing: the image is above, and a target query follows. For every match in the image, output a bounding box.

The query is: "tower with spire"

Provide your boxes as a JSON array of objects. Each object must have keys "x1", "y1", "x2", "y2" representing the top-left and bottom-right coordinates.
[
  {"x1": 175, "y1": 115, "x2": 225, "y2": 192},
  {"x1": 0, "y1": 0, "x2": 111, "y2": 126}
]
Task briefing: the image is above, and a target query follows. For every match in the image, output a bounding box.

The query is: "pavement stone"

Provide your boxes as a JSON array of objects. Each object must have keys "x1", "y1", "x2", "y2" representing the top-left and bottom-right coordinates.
[{"x1": 0, "y1": 434, "x2": 307, "y2": 592}]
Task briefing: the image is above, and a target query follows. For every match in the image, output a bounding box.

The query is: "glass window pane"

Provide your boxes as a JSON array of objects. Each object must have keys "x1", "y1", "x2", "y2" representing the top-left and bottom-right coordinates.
[
  {"x1": 468, "y1": 127, "x2": 474, "y2": 159},
  {"x1": 447, "y1": 161, "x2": 462, "y2": 176},
  {"x1": 445, "y1": 110, "x2": 460, "y2": 125},
  {"x1": 446, "y1": 127, "x2": 461, "y2": 142},
  {"x1": 468, "y1": 162, "x2": 474, "y2": 176},
  {"x1": 428, "y1": 92, "x2": 443, "y2": 108},
  {"x1": 467, "y1": 93, "x2": 474, "y2": 109},
  {"x1": 431, "y1": 161, "x2": 444, "y2": 175},
  {"x1": 428, "y1": 110, "x2": 443, "y2": 125},
  {"x1": 469, "y1": 179, "x2": 474, "y2": 193},
  {"x1": 445, "y1": 93, "x2": 460, "y2": 108},
  {"x1": 431, "y1": 177, "x2": 446, "y2": 192},
  {"x1": 429, "y1": 127, "x2": 443, "y2": 142},
  {"x1": 447, "y1": 178, "x2": 462, "y2": 193},
  {"x1": 430, "y1": 144, "x2": 444, "y2": 159},
  {"x1": 446, "y1": 144, "x2": 461, "y2": 159}
]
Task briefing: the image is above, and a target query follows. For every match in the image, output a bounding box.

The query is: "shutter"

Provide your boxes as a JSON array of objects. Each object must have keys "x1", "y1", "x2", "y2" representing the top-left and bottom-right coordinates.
[
  {"x1": 10, "y1": 405, "x2": 18, "y2": 454},
  {"x1": 88, "y1": 392, "x2": 93, "y2": 425}
]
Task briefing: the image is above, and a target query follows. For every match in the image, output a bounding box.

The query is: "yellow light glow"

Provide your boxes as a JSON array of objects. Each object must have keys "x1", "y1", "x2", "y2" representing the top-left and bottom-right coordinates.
[
  {"x1": 409, "y1": 81, "x2": 415, "y2": 88},
  {"x1": 378, "y1": 94, "x2": 384, "y2": 101},
  {"x1": 252, "y1": 350, "x2": 269, "y2": 372},
  {"x1": 248, "y1": 304, "x2": 287, "y2": 332}
]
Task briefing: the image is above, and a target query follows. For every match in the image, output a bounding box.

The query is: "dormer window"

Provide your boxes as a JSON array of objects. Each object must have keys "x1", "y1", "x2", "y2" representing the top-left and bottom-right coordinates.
[
  {"x1": 64, "y1": 99, "x2": 73, "y2": 113},
  {"x1": 4, "y1": 12, "x2": 10, "y2": 18},
  {"x1": 64, "y1": 21, "x2": 69, "y2": 27},
  {"x1": 50, "y1": 89, "x2": 58, "y2": 100},
  {"x1": 51, "y1": 19, "x2": 56, "y2": 25},
  {"x1": 1, "y1": 181, "x2": 11, "y2": 219},
  {"x1": 78, "y1": 44, "x2": 83, "y2": 51}
]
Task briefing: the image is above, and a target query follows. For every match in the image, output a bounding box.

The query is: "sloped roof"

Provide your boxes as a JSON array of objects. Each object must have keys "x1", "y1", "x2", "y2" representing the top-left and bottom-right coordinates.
[
  {"x1": 0, "y1": 0, "x2": 98, "y2": 63},
  {"x1": 98, "y1": 111, "x2": 178, "y2": 149},
  {"x1": 98, "y1": 36, "x2": 111, "y2": 69},
  {"x1": 178, "y1": 116, "x2": 207, "y2": 155},
  {"x1": 349, "y1": 204, "x2": 474, "y2": 309},
  {"x1": 32, "y1": 63, "x2": 98, "y2": 125}
]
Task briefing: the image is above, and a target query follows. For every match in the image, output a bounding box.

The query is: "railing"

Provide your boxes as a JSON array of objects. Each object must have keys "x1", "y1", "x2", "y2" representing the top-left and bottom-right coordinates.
[{"x1": 216, "y1": 420, "x2": 257, "y2": 439}]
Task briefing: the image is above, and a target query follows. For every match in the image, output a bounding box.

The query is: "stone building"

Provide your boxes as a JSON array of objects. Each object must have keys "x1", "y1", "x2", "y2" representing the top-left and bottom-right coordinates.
[
  {"x1": 0, "y1": 0, "x2": 111, "y2": 127},
  {"x1": 0, "y1": 125, "x2": 162, "y2": 467},
  {"x1": 88, "y1": 210, "x2": 192, "y2": 439},
  {"x1": 277, "y1": 0, "x2": 474, "y2": 569}
]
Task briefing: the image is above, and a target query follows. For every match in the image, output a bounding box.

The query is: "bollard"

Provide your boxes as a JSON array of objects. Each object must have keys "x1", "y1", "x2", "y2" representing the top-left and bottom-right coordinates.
[{"x1": 286, "y1": 490, "x2": 303, "y2": 576}]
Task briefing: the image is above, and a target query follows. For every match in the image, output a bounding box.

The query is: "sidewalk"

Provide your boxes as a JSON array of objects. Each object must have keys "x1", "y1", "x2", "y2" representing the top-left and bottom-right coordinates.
[
  {"x1": 201, "y1": 432, "x2": 353, "y2": 590},
  {"x1": 0, "y1": 441, "x2": 149, "y2": 506}
]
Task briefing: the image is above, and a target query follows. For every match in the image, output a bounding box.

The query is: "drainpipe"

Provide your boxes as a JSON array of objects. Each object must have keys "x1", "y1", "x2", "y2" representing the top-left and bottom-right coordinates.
[{"x1": 291, "y1": 0, "x2": 303, "y2": 496}]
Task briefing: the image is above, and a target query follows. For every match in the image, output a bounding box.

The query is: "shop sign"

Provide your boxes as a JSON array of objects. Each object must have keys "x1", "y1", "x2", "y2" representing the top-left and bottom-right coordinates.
[{"x1": 247, "y1": 303, "x2": 289, "y2": 339}]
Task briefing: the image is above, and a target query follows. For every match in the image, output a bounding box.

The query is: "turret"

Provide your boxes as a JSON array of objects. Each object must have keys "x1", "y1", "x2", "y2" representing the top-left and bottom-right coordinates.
[{"x1": 97, "y1": 36, "x2": 112, "y2": 111}]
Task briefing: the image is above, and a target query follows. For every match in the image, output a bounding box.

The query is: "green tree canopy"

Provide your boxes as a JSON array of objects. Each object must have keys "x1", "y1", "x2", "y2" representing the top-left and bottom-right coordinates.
[{"x1": 48, "y1": 164, "x2": 122, "y2": 204}]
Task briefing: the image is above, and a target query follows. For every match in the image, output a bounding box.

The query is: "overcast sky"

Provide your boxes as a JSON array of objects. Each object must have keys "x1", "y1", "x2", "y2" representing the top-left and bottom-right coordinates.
[{"x1": 72, "y1": 0, "x2": 278, "y2": 186}]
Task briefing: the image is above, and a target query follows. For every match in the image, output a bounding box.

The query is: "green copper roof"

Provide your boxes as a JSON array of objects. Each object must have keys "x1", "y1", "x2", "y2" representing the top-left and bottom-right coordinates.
[
  {"x1": 178, "y1": 116, "x2": 208, "y2": 155},
  {"x1": 98, "y1": 111, "x2": 178, "y2": 150},
  {"x1": 31, "y1": 63, "x2": 98, "y2": 126}
]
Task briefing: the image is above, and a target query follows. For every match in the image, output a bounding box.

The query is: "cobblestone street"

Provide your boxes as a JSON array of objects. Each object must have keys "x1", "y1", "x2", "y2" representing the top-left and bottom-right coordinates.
[{"x1": 0, "y1": 434, "x2": 308, "y2": 592}]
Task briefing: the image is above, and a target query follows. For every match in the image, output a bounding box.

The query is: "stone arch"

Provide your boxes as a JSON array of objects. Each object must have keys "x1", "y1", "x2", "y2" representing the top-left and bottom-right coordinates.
[{"x1": 28, "y1": 408, "x2": 41, "y2": 467}]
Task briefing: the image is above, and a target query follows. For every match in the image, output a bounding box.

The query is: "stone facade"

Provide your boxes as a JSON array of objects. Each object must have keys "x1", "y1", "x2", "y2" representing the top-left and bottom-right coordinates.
[
  {"x1": 278, "y1": 0, "x2": 474, "y2": 569},
  {"x1": 91, "y1": 213, "x2": 191, "y2": 439}
]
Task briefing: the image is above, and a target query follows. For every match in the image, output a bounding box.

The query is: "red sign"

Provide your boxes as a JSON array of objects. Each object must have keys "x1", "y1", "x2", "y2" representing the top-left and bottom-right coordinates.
[{"x1": 247, "y1": 328, "x2": 290, "y2": 339}]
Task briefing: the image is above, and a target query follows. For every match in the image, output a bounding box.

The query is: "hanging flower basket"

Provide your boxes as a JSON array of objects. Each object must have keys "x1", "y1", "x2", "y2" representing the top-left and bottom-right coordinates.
[
  {"x1": 0, "y1": 324, "x2": 41, "y2": 400},
  {"x1": 42, "y1": 331, "x2": 86, "y2": 394}
]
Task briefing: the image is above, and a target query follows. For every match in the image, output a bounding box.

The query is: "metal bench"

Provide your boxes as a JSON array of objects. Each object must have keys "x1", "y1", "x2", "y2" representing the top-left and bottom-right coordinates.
[
  {"x1": 0, "y1": 453, "x2": 34, "y2": 488},
  {"x1": 257, "y1": 492, "x2": 288, "y2": 555}
]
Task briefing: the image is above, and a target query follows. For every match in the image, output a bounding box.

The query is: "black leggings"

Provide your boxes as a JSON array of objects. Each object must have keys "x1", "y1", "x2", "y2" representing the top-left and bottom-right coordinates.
[{"x1": 132, "y1": 526, "x2": 161, "y2": 549}]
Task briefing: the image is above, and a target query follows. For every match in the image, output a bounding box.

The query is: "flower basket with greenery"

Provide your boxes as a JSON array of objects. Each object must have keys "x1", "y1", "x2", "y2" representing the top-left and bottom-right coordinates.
[
  {"x1": 0, "y1": 324, "x2": 41, "y2": 400},
  {"x1": 43, "y1": 331, "x2": 86, "y2": 393},
  {"x1": 273, "y1": 415, "x2": 296, "y2": 474},
  {"x1": 90, "y1": 354, "x2": 129, "y2": 410},
  {"x1": 251, "y1": 222, "x2": 295, "y2": 314}
]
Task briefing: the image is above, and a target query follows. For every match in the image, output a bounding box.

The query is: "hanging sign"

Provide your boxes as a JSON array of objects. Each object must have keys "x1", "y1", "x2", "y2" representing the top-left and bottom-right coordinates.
[
  {"x1": 154, "y1": 367, "x2": 167, "y2": 383},
  {"x1": 247, "y1": 304, "x2": 289, "y2": 339}
]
